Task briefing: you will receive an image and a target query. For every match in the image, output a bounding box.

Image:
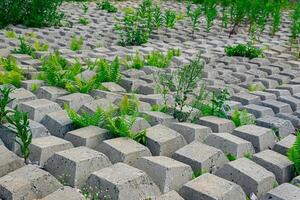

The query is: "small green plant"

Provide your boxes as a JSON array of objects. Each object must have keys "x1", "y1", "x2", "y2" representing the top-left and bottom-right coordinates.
[
  {"x1": 114, "y1": 7, "x2": 150, "y2": 46},
  {"x1": 0, "y1": 56, "x2": 23, "y2": 87},
  {"x1": 244, "y1": 153, "x2": 253, "y2": 160},
  {"x1": 12, "y1": 37, "x2": 35, "y2": 57},
  {"x1": 144, "y1": 48, "x2": 181, "y2": 68},
  {"x1": 187, "y1": 4, "x2": 202, "y2": 36},
  {"x1": 231, "y1": 107, "x2": 255, "y2": 127},
  {"x1": 248, "y1": 83, "x2": 265, "y2": 92},
  {"x1": 156, "y1": 52, "x2": 205, "y2": 122},
  {"x1": 225, "y1": 43, "x2": 263, "y2": 59},
  {"x1": 79, "y1": 17, "x2": 90, "y2": 25},
  {"x1": 33, "y1": 40, "x2": 49, "y2": 52},
  {"x1": 31, "y1": 83, "x2": 39, "y2": 93},
  {"x1": 94, "y1": 57, "x2": 121, "y2": 83},
  {"x1": 6, "y1": 107, "x2": 32, "y2": 164},
  {"x1": 288, "y1": 131, "x2": 300, "y2": 175},
  {"x1": 164, "y1": 9, "x2": 177, "y2": 28},
  {"x1": 0, "y1": 87, "x2": 15, "y2": 124},
  {"x1": 97, "y1": 0, "x2": 118, "y2": 13},
  {"x1": 5, "y1": 30, "x2": 16, "y2": 38},
  {"x1": 124, "y1": 51, "x2": 144, "y2": 69},
  {"x1": 226, "y1": 153, "x2": 236, "y2": 161},
  {"x1": 203, "y1": 0, "x2": 217, "y2": 32},
  {"x1": 192, "y1": 169, "x2": 207, "y2": 179},
  {"x1": 290, "y1": 3, "x2": 300, "y2": 40},
  {"x1": 153, "y1": 5, "x2": 163, "y2": 29},
  {"x1": 194, "y1": 89, "x2": 230, "y2": 119},
  {"x1": 70, "y1": 35, "x2": 84, "y2": 51},
  {"x1": 82, "y1": 2, "x2": 88, "y2": 14}
]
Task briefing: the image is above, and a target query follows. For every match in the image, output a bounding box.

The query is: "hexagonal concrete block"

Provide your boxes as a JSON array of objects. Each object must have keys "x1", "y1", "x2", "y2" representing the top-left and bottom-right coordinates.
[
  {"x1": 198, "y1": 116, "x2": 235, "y2": 133},
  {"x1": 179, "y1": 173, "x2": 246, "y2": 200},
  {"x1": 56, "y1": 93, "x2": 94, "y2": 111},
  {"x1": 96, "y1": 137, "x2": 151, "y2": 165},
  {"x1": 40, "y1": 186, "x2": 84, "y2": 200},
  {"x1": 0, "y1": 145, "x2": 24, "y2": 177},
  {"x1": 146, "y1": 125, "x2": 187, "y2": 157},
  {"x1": 166, "y1": 122, "x2": 212, "y2": 143},
  {"x1": 252, "y1": 150, "x2": 294, "y2": 184},
  {"x1": 172, "y1": 141, "x2": 228, "y2": 173},
  {"x1": 215, "y1": 158, "x2": 277, "y2": 199},
  {"x1": 263, "y1": 183, "x2": 300, "y2": 200},
  {"x1": 86, "y1": 163, "x2": 161, "y2": 200},
  {"x1": 233, "y1": 125, "x2": 276, "y2": 152},
  {"x1": 65, "y1": 126, "x2": 111, "y2": 149},
  {"x1": 41, "y1": 110, "x2": 75, "y2": 138},
  {"x1": 273, "y1": 134, "x2": 296, "y2": 156},
  {"x1": 0, "y1": 165, "x2": 62, "y2": 200},
  {"x1": 45, "y1": 146, "x2": 112, "y2": 188},
  {"x1": 204, "y1": 132, "x2": 255, "y2": 158},
  {"x1": 29, "y1": 136, "x2": 73, "y2": 167},
  {"x1": 19, "y1": 99, "x2": 62, "y2": 122},
  {"x1": 135, "y1": 156, "x2": 193, "y2": 193}
]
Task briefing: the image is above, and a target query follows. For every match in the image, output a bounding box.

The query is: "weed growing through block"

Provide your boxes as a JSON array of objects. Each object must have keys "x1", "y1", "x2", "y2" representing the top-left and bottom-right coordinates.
[
  {"x1": 12, "y1": 37, "x2": 35, "y2": 57},
  {"x1": 79, "y1": 17, "x2": 90, "y2": 25},
  {"x1": 288, "y1": 131, "x2": 300, "y2": 175},
  {"x1": 225, "y1": 43, "x2": 263, "y2": 59},
  {"x1": 6, "y1": 107, "x2": 32, "y2": 164},
  {"x1": 164, "y1": 9, "x2": 177, "y2": 29},
  {"x1": 231, "y1": 107, "x2": 255, "y2": 127},
  {"x1": 70, "y1": 35, "x2": 84, "y2": 51},
  {"x1": 5, "y1": 30, "x2": 16, "y2": 38},
  {"x1": 0, "y1": 56, "x2": 24, "y2": 87},
  {"x1": 187, "y1": 4, "x2": 202, "y2": 37},
  {"x1": 0, "y1": 87, "x2": 15, "y2": 124},
  {"x1": 97, "y1": 0, "x2": 118, "y2": 13}
]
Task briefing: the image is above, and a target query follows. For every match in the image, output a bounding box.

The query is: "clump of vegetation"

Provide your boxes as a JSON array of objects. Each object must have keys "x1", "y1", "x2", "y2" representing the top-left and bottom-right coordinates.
[
  {"x1": 12, "y1": 37, "x2": 35, "y2": 57},
  {"x1": 0, "y1": 0, "x2": 63, "y2": 28},
  {"x1": 288, "y1": 131, "x2": 300, "y2": 175},
  {"x1": 156, "y1": 52, "x2": 205, "y2": 122},
  {"x1": 66, "y1": 95, "x2": 146, "y2": 145},
  {"x1": 0, "y1": 56, "x2": 23, "y2": 87},
  {"x1": 6, "y1": 107, "x2": 32, "y2": 164},
  {"x1": 0, "y1": 87, "x2": 15, "y2": 124},
  {"x1": 81, "y1": 2, "x2": 88, "y2": 14},
  {"x1": 231, "y1": 108, "x2": 255, "y2": 127},
  {"x1": 97, "y1": 0, "x2": 118, "y2": 13},
  {"x1": 186, "y1": 4, "x2": 202, "y2": 36},
  {"x1": 164, "y1": 9, "x2": 177, "y2": 28},
  {"x1": 194, "y1": 89, "x2": 230, "y2": 119},
  {"x1": 33, "y1": 40, "x2": 49, "y2": 52},
  {"x1": 79, "y1": 17, "x2": 90, "y2": 25},
  {"x1": 225, "y1": 44, "x2": 263, "y2": 59},
  {"x1": 125, "y1": 48, "x2": 181, "y2": 69},
  {"x1": 5, "y1": 30, "x2": 16, "y2": 38},
  {"x1": 39, "y1": 52, "x2": 120, "y2": 93},
  {"x1": 290, "y1": 3, "x2": 300, "y2": 40},
  {"x1": 248, "y1": 83, "x2": 265, "y2": 92},
  {"x1": 70, "y1": 35, "x2": 84, "y2": 51},
  {"x1": 226, "y1": 153, "x2": 236, "y2": 161}
]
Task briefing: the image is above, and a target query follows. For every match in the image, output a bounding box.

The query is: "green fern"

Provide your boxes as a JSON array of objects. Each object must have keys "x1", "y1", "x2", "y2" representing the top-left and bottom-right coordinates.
[
  {"x1": 95, "y1": 57, "x2": 121, "y2": 83},
  {"x1": 288, "y1": 132, "x2": 300, "y2": 175},
  {"x1": 119, "y1": 95, "x2": 140, "y2": 116}
]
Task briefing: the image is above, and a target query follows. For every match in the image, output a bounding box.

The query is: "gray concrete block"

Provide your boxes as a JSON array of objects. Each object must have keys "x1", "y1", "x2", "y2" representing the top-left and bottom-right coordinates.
[
  {"x1": 45, "y1": 146, "x2": 112, "y2": 188},
  {"x1": 29, "y1": 136, "x2": 73, "y2": 167},
  {"x1": 261, "y1": 99, "x2": 293, "y2": 114},
  {"x1": 244, "y1": 104, "x2": 275, "y2": 118},
  {"x1": 36, "y1": 86, "x2": 69, "y2": 101},
  {"x1": 0, "y1": 145, "x2": 24, "y2": 178},
  {"x1": 0, "y1": 165, "x2": 62, "y2": 200},
  {"x1": 142, "y1": 111, "x2": 177, "y2": 126},
  {"x1": 172, "y1": 141, "x2": 228, "y2": 173},
  {"x1": 96, "y1": 137, "x2": 151, "y2": 165},
  {"x1": 86, "y1": 163, "x2": 161, "y2": 200},
  {"x1": 179, "y1": 173, "x2": 246, "y2": 200},
  {"x1": 273, "y1": 134, "x2": 296, "y2": 156},
  {"x1": 135, "y1": 156, "x2": 193, "y2": 193},
  {"x1": 56, "y1": 93, "x2": 94, "y2": 111},
  {"x1": 8, "y1": 88, "x2": 36, "y2": 108},
  {"x1": 145, "y1": 125, "x2": 187, "y2": 157},
  {"x1": 215, "y1": 158, "x2": 277, "y2": 198},
  {"x1": 263, "y1": 183, "x2": 300, "y2": 200},
  {"x1": 233, "y1": 125, "x2": 276, "y2": 152},
  {"x1": 204, "y1": 132, "x2": 255, "y2": 158},
  {"x1": 153, "y1": 190, "x2": 184, "y2": 200},
  {"x1": 198, "y1": 116, "x2": 235, "y2": 133},
  {"x1": 41, "y1": 186, "x2": 84, "y2": 200}
]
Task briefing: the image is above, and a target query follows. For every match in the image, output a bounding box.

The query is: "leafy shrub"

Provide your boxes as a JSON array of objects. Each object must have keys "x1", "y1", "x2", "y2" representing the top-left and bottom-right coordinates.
[
  {"x1": 225, "y1": 44, "x2": 263, "y2": 59},
  {"x1": 5, "y1": 30, "x2": 16, "y2": 38},
  {"x1": 97, "y1": 0, "x2": 118, "y2": 13},
  {"x1": 93, "y1": 57, "x2": 121, "y2": 83},
  {"x1": 0, "y1": 87, "x2": 15, "y2": 124},
  {"x1": 124, "y1": 51, "x2": 144, "y2": 69},
  {"x1": 6, "y1": 107, "x2": 32, "y2": 163},
  {"x1": 0, "y1": 56, "x2": 23, "y2": 87},
  {"x1": 231, "y1": 107, "x2": 255, "y2": 127},
  {"x1": 187, "y1": 4, "x2": 202, "y2": 35},
  {"x1": 226, "y1": 153, "x2": 236, "y2": 161},
  {"x1": 12, "y1": 37, "x2": 35, "y2": 57},
  {"x1": 288, "y1": 131, "x2": 300, "y2": 175},
  {"x1": 114, "y1": 7, "x2": 150, "y2": 46},
  {"x1": 290, "y1": 3, "x2": 300, "y2": 40},
  {"x1": 156, "y1": 53, "x2": 205, "y2": 122},
  {"x1": 70, "y1": 35, "x2": 84, "y2": 51},
  {"x1": 0, "y1": 0, "x2": 63, "y2": 28},
  {"x1": 144, "y1": 48, "x2": 181, "y2": 68}
]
